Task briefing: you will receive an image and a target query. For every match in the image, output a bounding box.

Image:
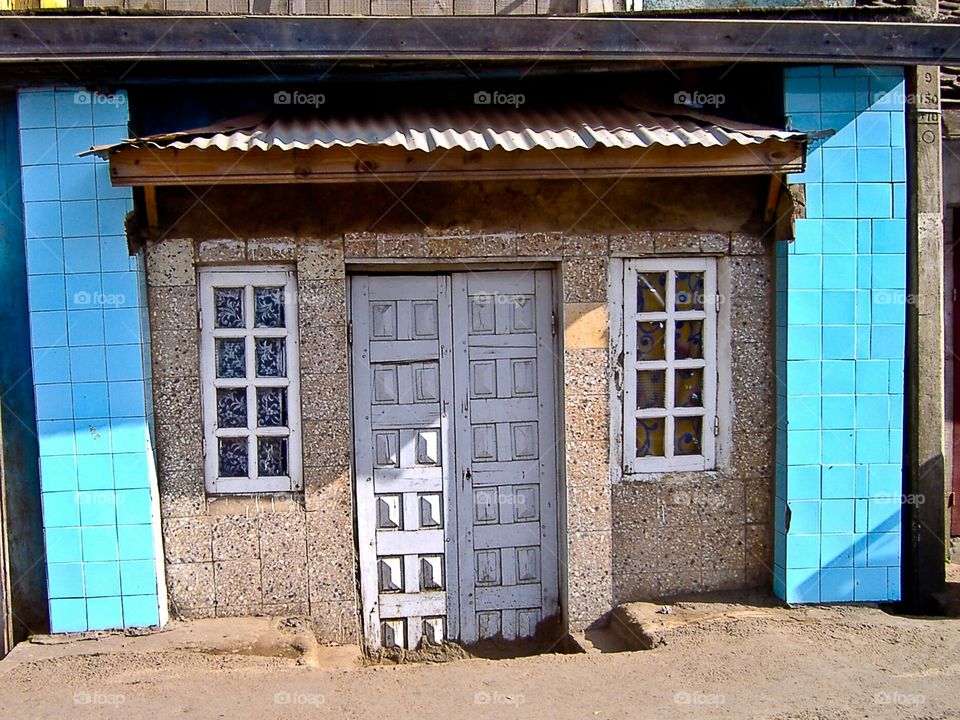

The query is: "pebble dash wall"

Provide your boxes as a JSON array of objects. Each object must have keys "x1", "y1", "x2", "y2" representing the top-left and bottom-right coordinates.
[
  {"x1": 776, "y1": 66, "x2": 907, "y2": 603},
  {"x1": 17, "y1": 88, "x2": 168, "y2": 632}
]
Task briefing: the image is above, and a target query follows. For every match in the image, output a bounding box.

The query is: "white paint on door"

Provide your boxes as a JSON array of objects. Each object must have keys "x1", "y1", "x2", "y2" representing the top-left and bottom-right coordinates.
[{"x1": 351, "y1": 271, "x2": 559, "y2": 651}]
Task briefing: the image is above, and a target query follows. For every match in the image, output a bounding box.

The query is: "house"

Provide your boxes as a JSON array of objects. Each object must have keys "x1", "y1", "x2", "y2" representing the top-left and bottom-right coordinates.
[{"x1": 0, "y1": 2, "x2": 953, "y2": 653}]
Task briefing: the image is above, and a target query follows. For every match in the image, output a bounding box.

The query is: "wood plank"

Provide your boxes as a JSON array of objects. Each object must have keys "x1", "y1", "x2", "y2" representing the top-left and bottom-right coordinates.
[
  {"x1": 376, "y1": 528, "x2": 445, "y2": 555},
  {"x1": 379, "y1": 591, "x2": 446, "y2": 617},
  {"x1": 0, "y1": 413, "x2": 11, "y2": 658},
  {"x1": 473, "y1": 521, "x2": 542, "y2": 549},
  {"x1": 107, "y1": 142, "x2": 806, "y2": 186},
  {"x1": 475, "y1": 584, "x2": 541, "y2": 611}
]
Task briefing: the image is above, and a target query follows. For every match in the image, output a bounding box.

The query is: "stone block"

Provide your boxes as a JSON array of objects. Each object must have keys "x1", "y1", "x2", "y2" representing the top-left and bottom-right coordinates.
[
  {"x1": 564, "y1": 393, "x2": 608, "y2": 442},
  {"x1": 259, "y1": 511, "x2": 307, "y2": 558},
  {"x1": 198, "y1": 239, "x2": 246, "y2": 263},
  {"x1": 145, "y1": 239, "x2": 195, "y2": 287},
  {"x1": 214, "y1": 559, "x2": 263, "y2": 607},
  {"x1": 298, "y1": 241, "x2": 345, "y2": 280},
  {"x1": 248, "y1": 239, "x2": 297, "y2": 262},
  {"x1": 151, "y1": 329, "x2": 199, "y2": 380},
  {"x1": 311, "y1": 600, "x2": 360, "y2": 645},
  {"x1": 516, "y1": 232, "x2": 563, "y2": 257},
  {"x1": 731, "y1": 232, "x2": 766, "y2": 256},
  {"x1": 301, "y1": 373, "x2": 350, "y2": 420},
  {"x1": 563, "y1": 348, "x2": 608, "y2": 395},
  {"x1": 302, "y1": 419, "x2": 351, "y2": 467},
  {"x1": 262, "y1": 556, "x2": 310, "y2": 605},
  {"x1": 653, "y1": 231, "x2": 701, "y2": 254},
  {"x1": 563, "y1": 258, "x2": 607, "y2": 303},
  {"x1": 211, "y1": 515, "x2": 260, "y2": 560},
  {"x1": 299, "y1": 279, "x2": 348, "y2": 324},
  {"x1": 166, "y1": 562, "x2": 215, "y2": 610},
  {"x1": 563, "y1": 303, "x2": 608, "y2": 350},
  {"x1": 163, "y1": 516, "x2": 212, "y2": 563},
  {"x1": 148, "y1": 285, "x2": 197, "y2": 331},
  {"x1": 609, "y1": 232, "x2": 655, "y2": 255}
]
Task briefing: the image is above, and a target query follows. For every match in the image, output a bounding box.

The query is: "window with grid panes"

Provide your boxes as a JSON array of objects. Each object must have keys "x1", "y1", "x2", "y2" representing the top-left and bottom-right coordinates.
[
  {"x1": 199, "y1": 267, "x2": 302, "y2": 493},
  {"x1": 623, "y1": 258, "x2": 718, "y2": 472}
]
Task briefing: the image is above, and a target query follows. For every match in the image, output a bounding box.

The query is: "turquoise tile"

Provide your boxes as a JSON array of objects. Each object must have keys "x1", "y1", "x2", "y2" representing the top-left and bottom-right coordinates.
[
  {"x1": 871, "y1": 325, "x2": 905, "y2": 359},
  {"x1": 95, "y1": 163, "x2": 131, "y2": 201},
  {"x1": 868, "y1": 497, "x2": 901, "y2": 533},
  {"x1": 784, "y1": 77, "x2": 821, "y2": 113},
  {"x1": 26, "y1": 237, "x2": 65, "y2": 276},
  {"x1": 787, "y1": 255, "x2": 821, "y2": 289},
  {"x1": 69, "y1": 346, "x2": 107, "y2": 383},
  {"x1": 93, "y1": 124, "x2": 130, "y2": 148},
  {"x1": 871, "y1": 289, "x2": 905, "y2": 325},
  {"x1": 887, "y1": 567, "x2": 901, "y2": 600},
  {"x1": 67, "y1": 309, "x2": 105, "y2": 346},
  {"x1": 856, "y1": 256, "x2": 872, "y2": 288},
  {"x1": 47, "y1": 561, "x2": 84, "y2": 598},
  {"x1": 821, "y1": 360, "x2": 855, "y2": 394},
  {"x1": 30, "y1": 311, "x2": 69, "y2": 348},
  {"x1": 822, "y1": 429, "x2": 855, "y2": 465},
  {"x1": 870, "y1": 464, "x2": 902, "y2": 498},
  {"x1": 857, "y1": 220, "x2": 872, "y2": 253},
  {"x1": 787, "y1": 290, "x2": 821, "y2": 324},
  {"x1": 29, "y1": 274, "x2": 66, "y2": 311},
  {"x1": 787, "y1": 325, "x2": 821, "y2": 360},
  {"x1": 76, "y1": 453, "x2": 113, "y2": 491},
  {"x1": 890, "y1": 394, "x2": 904, "y2": 429},
  {"x1": 786, "y1": 465, "x2": 821, "y2": 500},
  {"x1": 822, "y1": 395, "x2": 855, "y2": 429},
  {"x1": 856, "y1": 360, "x2": 889, "y2": 394},
  {"x1": 787, "y1": 361, "x2": 821, "y2": 395},
  {"x1": 821, "y1": 499, "x2": 855, "y2": 533},
  {"x1": 821, "y1": 220, "x2": 856, "y2": 253},
  {"x1": 823, "y1": 254, "x2": 857, "y2": 289},
  {"x1": 857, "y1": 147, "x2": 892, "y2": 182},
  {"x1": 888, "y1": 360, "x2": 905, "y2": 392},
  {"x1": 40, "y1": 455, "x2": 77, "y2": 493},
  {"x1": 116, "y1": 489, "x2": 153, "y2": 525},
  {"x1": 98, "y1": 199, "x2": 132, "y2": 235},
  {"x1": 806, "y1": 184, "x2": 823, "y2": 218},
  {"x1": 822, "y1": 325, "x2": 855, "y2": 359},
  {"x1": 122, "y1": 594, "x2": 159, "y2": 628},
  {"x1": 893, "y1": 183, "x2": 906, "y2": 218},
  {"x1": 792, "y1": 219, "x2": 822, "y2": 254},
  {"x1": 42, "y1": 490, "x2": 81, "y2": 527},
  {"x1": 856, "y1": 395, "x2": 890, "y2": 430},
  {"x1": 61, "y1": 200, "x2": 99, "y2": 237},
  {"x1": 117, "y1": 525, "x2": 156, "y2": 561},
  {"x1": 110, "y1": 419, "x2": 148, "y2": 455},
  {"x1": 78, "y1": 490, "x2": 117, "y2": 526},
  {"x1": 789, "y1": 500, "x2": 821, "y2": 534},
  {"x1": 35, "y1": 383, "x2": 74, "y2": 421},
  {"x1": 787, "y1": 395, "x2": 820, "y2": 430},
  {"x1": 856, "y1": 111, "x2": 891, "y2": 147},
  {"x1": 19, "y1": 128, "x2": 58, "y2": 165},
  {"x1": 890, "y1": 112, "x2": 905, "y2": 147},
  {"x1": 773, "y1": 564, "x2": 786, "y2": 599},
  {"x1": 54, "y1": 89, "x2": 93, "y2": 128},
  {"x1": 105, "y1": 344, "x2": 144, "y2": 382},
  {"x1": 119, "y1": 560, "x2": 157, "y2": 596},
  {"x1": 109, "y1": 381, "x2": 146, "y2": 418},
  {"x1": 857, "y1": 184, "x2": 892, "y2": 219},
  {"x1": 75, "y1": 418, "x2": 112, "y2": 455},
  {"x1": 856, "y1": 466, "x2": 870, "y2": 497},
  {"x1": 855, "y1": 499, "x2": 869, "y2": 533},
  {"x1": 820, "y1": 77, "x2": 858, "y2": 112},
  {"x1": 22, "y1": 164, "x2": 60, "y2": 202},
  {"x1": 91, "y1": 93, "x2": 129, "y2": 126},
  {"x1": 855, "y1": 290, "x2": 871, "y2": 324},
  {"x1": 72, "y1": 382, "x2": 110, "y2": 420},
  {"x1": 854, "y1": 567, "x2": 889, "y2": 601},
  {"x1": 821, "y1": 465, "x2": 855, "y2": 499},
  {"x1": 821, "y1": 112, "x2": 857, "y2": 147},
  {"x1": 868, "y1": 76, "x2": 903, "y2": 111},
  {"x1": 872, "y1": 218, "x2": 906, "y2": 253},
  {"x1": 821, "y1": 534, "x2": 855, "y2": 567},
  {"x1": 822, "y1": 291, "x2": 855, "y2": 324},
  {"x1": 101, "y1": 272, "x2": 140, "y2": 308},
  {"x1": 84, "y1": 561, "x2": 121, "y2": 597},
  {"x1": 856, "y1": 429, "x2": 889, "y2": 464},
  {"x1": 820, "y1": 567, "x2": 855, "y2": 602},
  {"x1": 786, "y1": 535, "x2": 821, "y2": 570},
  {"x1": 65, "y1": 273, "x2": 102, "y2": 310},
  {"x1": 18, "y1": 90, "x2": 56, "y2": 129},
  {"x1": 45, "y1": 527, "x2": 83, "y2": 563},
  {"x1": 87, "y1": 596, "x2": 123, "y2": 631},
  {"x1": 37, "y1": 419, "x2": 77, "y2": 457},
  {"x1": 822, "y1": 183, "x2": 857, "y2": 218},
  {"x1": 49, "y1": 598, "x2": 87, "y2": 632},
  {"x1": 63, "y1": 236, "x2": 102, "y2": 274},
  {"x1": 787, "y1": 430, "x2": 820, "y2": 463},
  {"x1": 103, "y1": 308, "x2": 142, "y2": 344},
  {"x1": 100, "y1": 236, "x2": 135, "y2": 272},
  {"x1": 822, "y1": 147, "x2": 857, "y2": 182},
  {"x1": 785, "y1": 566, "x2": 820, "y2": 603},
  {"x1": 891, "y1": 150, "x2": 905, "y2": 182},
  {"x1": 59, "y1": 163, "x2": 98, "y2": 201}
]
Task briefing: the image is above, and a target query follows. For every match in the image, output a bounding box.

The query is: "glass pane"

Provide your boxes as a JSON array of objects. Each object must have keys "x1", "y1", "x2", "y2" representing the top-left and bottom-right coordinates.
[
  {"x1": 217, "y1": 388, "x2": 247, "y2": 428},
  {"x1": 254, "y1": 286, "x2": 285, "y2": 328},
  {"x1": 636, "y1": 370, "x2": 665, "y2": 409},
  {"x1": 257, "y1": 387, "x2": 287, "y2": 427},
  {"x1": 218, "y1": 437, "x2": 248, "y2": 477},
  {"x1": 636, "y1": 321, "x2": 665, "y2": 361},
  {"x1": 675, "y1": 272, "x2": 705, "y2": 311},
  {"x1": 675, "y1": 416, "x2": 703, "y2": 456},
  {"x1": 675, "y1": 369, "x2": 704, "y2": 408},
  {"x1": 216, "y1": 338, "x2": 246, "y2": 378},
  {"x1": 258, "y1": 437, "x2": 288, "y2": 476},
  {"x1": 255, "y1": 338, "x2": 286, "y2": 377},
  {"x1": 636, "y1": 417, "x2": 665, "y2": 457},
  {"x1": 637, "y1": 272, "x2": 666, "y2": 313},
  {"x1": 215, "y1": 288, "x2": 244, "y2": 329},
  {"x1": 675, "y1": 320, "x2": 704, "y2": 360}
]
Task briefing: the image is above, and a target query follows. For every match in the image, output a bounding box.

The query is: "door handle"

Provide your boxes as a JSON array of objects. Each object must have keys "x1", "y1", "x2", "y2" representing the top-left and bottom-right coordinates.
[{"x1": 463, "y1": 467, "x2": 472, "y2": 490}]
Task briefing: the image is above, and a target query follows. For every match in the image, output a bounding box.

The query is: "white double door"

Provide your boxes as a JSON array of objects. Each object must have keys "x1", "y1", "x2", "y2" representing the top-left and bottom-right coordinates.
[{"x1": 351, "y1": 270, "x2": 559, "y2": 650}]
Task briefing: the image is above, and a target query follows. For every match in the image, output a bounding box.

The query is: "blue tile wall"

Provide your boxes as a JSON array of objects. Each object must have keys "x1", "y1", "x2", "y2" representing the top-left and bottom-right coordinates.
[
  {"x1": 18, "y1": 88, "x2": 166, "y2": 632},
  {"x1": 776, "y1": 66, "x2": 906, "y2": 604}
]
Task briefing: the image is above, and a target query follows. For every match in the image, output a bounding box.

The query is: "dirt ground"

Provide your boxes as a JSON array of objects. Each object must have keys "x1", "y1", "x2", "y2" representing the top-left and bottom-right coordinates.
[{"x1": 2, "y1": 601, "x2": 959, "y2": 720}]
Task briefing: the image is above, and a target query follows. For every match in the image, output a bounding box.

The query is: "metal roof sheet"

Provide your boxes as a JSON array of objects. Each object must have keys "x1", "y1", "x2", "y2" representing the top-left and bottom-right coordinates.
[{"x1": 88, "y1": 103, "x2": 804, "y2": 157}]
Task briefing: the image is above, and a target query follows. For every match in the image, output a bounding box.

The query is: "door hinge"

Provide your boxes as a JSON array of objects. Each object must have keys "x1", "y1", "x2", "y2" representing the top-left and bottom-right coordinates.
[
  {"x1": 347, "y1": 321, "x2": 353, "y2": 345},
  {"x1": 714, "y1": 416, "x2": 720, "y2": 436},
  {"x1": 551, "y1": 311, "x2": 557, "y2": 336},
  {"x1": 201, "y1": 437, "x2": 206, "y2": 458}
]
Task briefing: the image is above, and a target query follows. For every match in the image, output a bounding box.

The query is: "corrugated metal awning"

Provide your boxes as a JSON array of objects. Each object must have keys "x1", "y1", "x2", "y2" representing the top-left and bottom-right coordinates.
[{"x1": 88, "y1": 103, "x2": 804, "y2": 157}]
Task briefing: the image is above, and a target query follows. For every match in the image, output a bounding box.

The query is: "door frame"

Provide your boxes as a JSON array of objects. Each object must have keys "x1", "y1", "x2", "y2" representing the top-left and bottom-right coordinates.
[{"x1": 345, "y1": 260, "x2": 568, "y2": 649}]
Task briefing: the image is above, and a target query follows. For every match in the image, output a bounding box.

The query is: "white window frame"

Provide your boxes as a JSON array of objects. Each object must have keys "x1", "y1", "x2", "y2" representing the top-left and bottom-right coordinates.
[
  {"x1": 199, "y1": 266, "x2": 302, "y2": 494},
  {"x1": 622, "y1": 258, "x2": 718, "y2": 474}
]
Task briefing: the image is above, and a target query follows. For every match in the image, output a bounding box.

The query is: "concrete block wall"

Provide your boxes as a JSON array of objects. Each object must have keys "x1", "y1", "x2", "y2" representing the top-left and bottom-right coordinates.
[
  {"x1": 776, "y1": 66, "x2": 907, "y2": 603},
  {"x1": 18, "y1": 88, "x2": 167, "y2": 632}
]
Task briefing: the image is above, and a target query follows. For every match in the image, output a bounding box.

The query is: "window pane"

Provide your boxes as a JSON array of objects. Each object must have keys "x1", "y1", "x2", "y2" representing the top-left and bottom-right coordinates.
[
  {"x1": 257, "y1": 387, "x2": 287, "y2": 427},
  {"x1": 216, "y1": 338, "x2": 246, "y2": 378},
  {"x1": 258, "y1": 437, "x2": 288, "y2": 476},
  {"x1": 675, "y1": 369, "x2": 704, "y2": 408},
  {"x1": 675, "y1": 416, "x2": 703, "y2": 456},
  {"x1": 217, "y1": 388, "x2": 247, "y2": 428},
  {"x1": 636, "y1": 321, "x2": 665, "y2": 361},
  {"x1": 215, "y1": 288, "x2": 244, "y2": 328},
  {"x1": 636, "y1": 370, "x2": 665, "y2": 409},
  {"x1": 218, "y1": 437, "x2": 248, "y2": 477},
  {"x1": 636, "y1": 417, "x2": 665, "y2": 457},
  {"x1": 255, "y1": 338, "x2": 286, "y2": 377},
  {"x1": 637, "y1": 272, "x2": 666, "y2": 313},
  {"x1": 675, "y1": 272, "x2": 704, "y2": 311},
  {"x1": 255, "y1": 286, "x2": 285, "y2": 328},
  {"x1": 675, "y1": 320, "x2": 703, "y2": 360}
]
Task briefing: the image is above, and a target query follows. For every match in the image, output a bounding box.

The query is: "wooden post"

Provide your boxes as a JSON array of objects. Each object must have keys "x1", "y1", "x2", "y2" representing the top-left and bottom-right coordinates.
[{"x1": 0, "y1": 401, "x2": 13, "y2": 658}]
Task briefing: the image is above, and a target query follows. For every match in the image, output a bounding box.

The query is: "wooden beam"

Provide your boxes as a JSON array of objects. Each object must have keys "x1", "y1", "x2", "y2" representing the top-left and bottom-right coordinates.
[
  {"x1": 143, "y1": 185, "x2": 159, "y2": 227},
  {"x1": 0, "y1": 17, "x2": 956, "y2": 66},
  {"x1": 107, "y1": 141, "x2": 806, "y2": 186}
]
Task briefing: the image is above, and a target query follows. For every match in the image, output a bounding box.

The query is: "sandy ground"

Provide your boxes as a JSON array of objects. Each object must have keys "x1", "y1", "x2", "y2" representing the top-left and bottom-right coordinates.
[{"x1": 1, "y1": 602, "x2": 959, "y2": 720}]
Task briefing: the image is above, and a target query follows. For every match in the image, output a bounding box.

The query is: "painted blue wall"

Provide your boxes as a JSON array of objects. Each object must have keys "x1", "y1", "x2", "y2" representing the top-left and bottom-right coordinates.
[
  {"x1": 776, "y1": 66, "x2": 906, "y2": 603},
  {"x1": 18, "y1": 88, "x2": 167, "y2": 632}
]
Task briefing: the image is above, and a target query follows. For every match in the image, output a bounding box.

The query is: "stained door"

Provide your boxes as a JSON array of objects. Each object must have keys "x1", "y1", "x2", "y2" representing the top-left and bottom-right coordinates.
[{"x1": 351, "y1": 271, "x2": 558, "y2": 651}]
